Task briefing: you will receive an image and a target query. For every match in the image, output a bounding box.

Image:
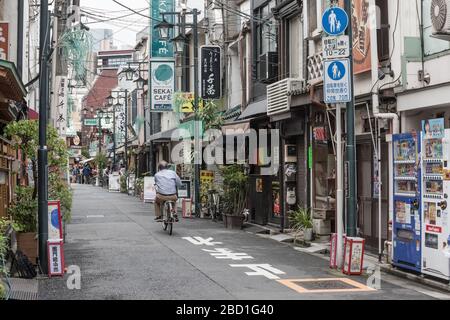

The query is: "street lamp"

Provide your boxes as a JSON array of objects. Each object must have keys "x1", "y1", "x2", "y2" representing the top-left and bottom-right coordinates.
[
  {"x1": 105, "y1": 114, "x2": 111, "y2": 125},
  {"x1": 124, "y1": 66, "x2": 135, "y2": 81},
  {"x1": 155, "y1": 9, "x2": 202, "y2": 217},
  {"x1": 82, "y1": 107, "x2": 88, "y2": 116},
  {"x1": 134, "y1": 75, "x2": 146, "y2": 90},
  {"x1": 106, "y1": 94, "x2": 114, "y2": 106},
  {"x1": 170, "y1": 33, "x2": 187, "y2": 54},
  {"x1": 155, "y1": 19, "x2": 174, "y2": 40}
]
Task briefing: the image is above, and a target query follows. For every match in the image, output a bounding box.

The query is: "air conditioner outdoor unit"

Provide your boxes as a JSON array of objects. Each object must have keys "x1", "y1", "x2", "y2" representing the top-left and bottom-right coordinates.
[
  {"x1": 431, "y1": 0, "x2": 450, "y2": 33},
  {"x1": 259, "y1": 52, "x2": 278, "y2": 84}
]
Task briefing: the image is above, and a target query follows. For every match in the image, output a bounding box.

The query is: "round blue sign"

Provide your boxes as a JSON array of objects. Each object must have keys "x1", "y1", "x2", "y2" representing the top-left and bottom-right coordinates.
[
  {"x1": 322, "y1": 7, "x2": 349, "y2": 35},
  {"x1": 327, "y1": 61, "x2": 346, "y2": 81}
]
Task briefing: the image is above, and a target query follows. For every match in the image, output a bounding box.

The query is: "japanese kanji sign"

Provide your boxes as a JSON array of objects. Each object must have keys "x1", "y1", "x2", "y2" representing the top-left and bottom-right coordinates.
[
  {"x1": 201, "y1": 46, "x2": 221, "y2": 100},
  {"x1": 324, "y1": 59, "x2": 352, "y2": 104},
  {"x1": 0, "y1": 22, "x2": 9, "y2": 60}
]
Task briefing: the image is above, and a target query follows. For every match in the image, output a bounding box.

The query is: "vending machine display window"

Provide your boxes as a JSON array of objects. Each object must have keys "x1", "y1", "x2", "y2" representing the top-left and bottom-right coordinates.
[
  {"x1": 424, "y1": 180, "x2": 443, "y2": 195},
  {"x1": 394, "y1": 139, "x2": 416, "y2": 161},
  {"x1": 395, "y1": 201, "x2": 411, "y2": 224},
  {"x1": 424, "y1": 202, "x2": 438, "y2": 226},
  {"x1": 425, "y1": 233, "x2": 439, "y2": 250},
  {"x1": 423, "y1": 139, "x2": 443, "y2": 159}
]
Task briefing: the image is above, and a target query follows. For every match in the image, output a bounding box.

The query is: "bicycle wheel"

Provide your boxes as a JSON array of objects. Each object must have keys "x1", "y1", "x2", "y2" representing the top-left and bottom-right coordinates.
[
  {"x1": 163, "y1": 221, "x2": 168, "y2": 231},
  {"x1": 168, "y1": 221, "x2": 173, "y2": 235}
]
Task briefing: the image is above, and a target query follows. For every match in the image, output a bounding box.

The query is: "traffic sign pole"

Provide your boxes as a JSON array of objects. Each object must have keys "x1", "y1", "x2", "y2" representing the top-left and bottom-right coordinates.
[{"x1": 344, "y1": 0, "x2": 357, "y2": 237}]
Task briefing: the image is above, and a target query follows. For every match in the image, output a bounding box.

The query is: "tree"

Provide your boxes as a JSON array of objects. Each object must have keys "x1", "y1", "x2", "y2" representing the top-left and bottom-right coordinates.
[{"x1": 4, "y1": 120, "x2": 72, "y2": 222}]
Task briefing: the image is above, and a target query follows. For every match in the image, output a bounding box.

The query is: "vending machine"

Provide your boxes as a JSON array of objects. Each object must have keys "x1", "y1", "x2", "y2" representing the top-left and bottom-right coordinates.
[
  {"x1": 421, "y1": 122, "x2": 450, "y2": 281},
  {"x1": 392, "y1": 133, "x2": 422, "y2": 272}
]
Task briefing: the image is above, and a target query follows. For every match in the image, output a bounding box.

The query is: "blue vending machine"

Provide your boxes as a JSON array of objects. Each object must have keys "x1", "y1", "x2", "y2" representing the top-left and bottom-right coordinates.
[{"x1": 392, "y1": 133, "x2": 422, "y2": 272}]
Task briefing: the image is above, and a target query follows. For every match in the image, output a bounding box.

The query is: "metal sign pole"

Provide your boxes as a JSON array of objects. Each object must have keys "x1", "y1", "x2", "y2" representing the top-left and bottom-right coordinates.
[{"x1": 344, "y1": 0, "x2": 357, "y2": 237}]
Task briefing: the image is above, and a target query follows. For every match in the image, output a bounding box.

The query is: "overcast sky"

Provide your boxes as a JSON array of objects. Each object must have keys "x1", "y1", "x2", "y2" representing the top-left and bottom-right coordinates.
[{"x1": 81, "y1": 0, "x2": 204, "y2": 48}]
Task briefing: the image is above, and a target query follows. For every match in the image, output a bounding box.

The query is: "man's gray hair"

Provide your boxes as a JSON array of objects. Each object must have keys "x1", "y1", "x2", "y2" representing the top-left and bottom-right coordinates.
[{"x1": 158, "y1": 160, "x2": 168, "y2": 171}]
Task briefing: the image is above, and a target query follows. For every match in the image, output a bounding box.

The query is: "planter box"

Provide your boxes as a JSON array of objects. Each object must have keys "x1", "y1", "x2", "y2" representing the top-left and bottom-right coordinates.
[
  {"x1": 16, "y1": 232, "x2": 38, "y2": 265},
  {"x1": 223, "y1": 214, "x2": 244, "y2": 230}
]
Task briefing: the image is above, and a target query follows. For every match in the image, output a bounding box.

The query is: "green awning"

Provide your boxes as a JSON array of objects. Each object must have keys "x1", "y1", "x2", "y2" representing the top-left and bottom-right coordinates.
[{"x1": 0, "y1": 60, "x2": 27, "y2": 101}]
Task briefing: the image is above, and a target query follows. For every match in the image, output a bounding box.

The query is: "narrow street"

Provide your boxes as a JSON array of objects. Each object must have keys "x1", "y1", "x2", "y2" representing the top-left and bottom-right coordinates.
[{"x1": 38, "y1": 185, "x2": 450, "y2": 300}]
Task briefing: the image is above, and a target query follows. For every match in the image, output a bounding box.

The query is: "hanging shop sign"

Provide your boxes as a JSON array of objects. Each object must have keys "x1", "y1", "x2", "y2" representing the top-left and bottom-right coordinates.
[
  {"x1": 313, "y1": 126, "x2": 328, "y2": 143},
  {"x1": 47, "y1": 240, "x2": 65, "y2": 277},
  {"x1": 173, "y1": 92, "x2": 204, "y2": 113},
  {"x1": 84, "y1": 118, "x2": 98, "y2": 126},
  {"x1": 151, "y1": 61, "x2": 175, "y2": 111},
  {"x1": 48, "y1": 201, "x2": 63, "y2": 241},
  {"x1": 150, "y1": 0, "x2": 174, "y2": 58},
  {"x1": 338, "y1": 0, "x2": 372, "y2": 74},
  {"x1": 0, "y1": 22, "x2": 9, "y2": 60},
  {"x1": 201, "y1": 46, "x2": 221, "y2": 100}
]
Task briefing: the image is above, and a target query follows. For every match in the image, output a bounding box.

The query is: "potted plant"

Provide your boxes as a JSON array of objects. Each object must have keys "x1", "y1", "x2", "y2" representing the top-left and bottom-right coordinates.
[
  {"x1": 9, "y1": 186, "x2": 38, "y2": 264},
  {"x1": 290, "y1": 206, "x2": 314, "y2": 242},
  {"x1": 135, "y1": 177, "x2": 144, "y2": 200},
  {"x1": 0, "y1": 218, "x2": 10, "y2": 300},
  {"x1": 220, "y1": 164, "x2": 248, "y2": 230}
]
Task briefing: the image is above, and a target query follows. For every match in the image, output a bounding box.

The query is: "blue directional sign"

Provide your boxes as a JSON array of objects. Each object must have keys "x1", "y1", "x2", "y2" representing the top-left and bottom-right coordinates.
[
  {"x1": 322, "y1": 7, "x2": 348, "y2": 36},
  {"x1": 324, "y1": 59, "x2": 352, "y2": 104}
]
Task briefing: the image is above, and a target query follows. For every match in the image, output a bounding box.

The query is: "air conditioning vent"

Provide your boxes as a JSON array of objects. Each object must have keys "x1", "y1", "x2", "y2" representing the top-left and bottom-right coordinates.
[
  {"x1": 259, "y1": 52, "x2": 278, "y2": 84},
  {"x1": 267, "y1": 79, "x2": 290, "y2": 116},
  {"x1": 431, "y1": 0, "x2": 450, "y2": 32}
]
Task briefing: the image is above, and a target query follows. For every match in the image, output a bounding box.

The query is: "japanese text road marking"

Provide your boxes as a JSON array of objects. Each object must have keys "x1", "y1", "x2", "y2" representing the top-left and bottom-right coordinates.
[
  {"x1": 229, "y1": 264, "x2": 286, "y2": 280},
  {"x1": 203, "y1": 248, "x2": 254, "y2": 261}
]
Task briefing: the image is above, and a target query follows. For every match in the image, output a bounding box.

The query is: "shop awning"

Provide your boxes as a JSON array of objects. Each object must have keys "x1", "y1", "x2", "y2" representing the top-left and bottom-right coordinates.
[
  {"x1": 27, "y1": 108, "x2": 39, "y2": 120},
  {"x1": 222, "y1": 105, "x2": 242, "y2": 121},
  {"x1": 0, "y1": 60, "x2": 27, "y2": 101},
  {"x1": 146, "y1": 128, "x2": 176, "y2": 144},
  {"x1": 237, "y1": 99, "x2": 267, "y2": 120},
  {"x1": 221, "y1": 120, "x2": 250, "y2": 134}
]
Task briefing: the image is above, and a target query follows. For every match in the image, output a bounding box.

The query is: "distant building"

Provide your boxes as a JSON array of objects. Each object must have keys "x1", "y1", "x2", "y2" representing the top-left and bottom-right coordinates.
[
  {"x1": 96, "y1": 49, "x2": 134, "y2": 74},
  {"x1": 90, "y1": 28, "x2": 115, "y2": 52}
]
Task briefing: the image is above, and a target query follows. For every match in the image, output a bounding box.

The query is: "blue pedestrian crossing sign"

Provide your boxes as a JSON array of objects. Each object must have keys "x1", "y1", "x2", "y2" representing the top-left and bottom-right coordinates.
[
  {"x1": 324, "y1": 59, "x2": 352, "y2": 104},
  {"x1": 322, "y1": 7, "x2": 348, "y2": 36}
]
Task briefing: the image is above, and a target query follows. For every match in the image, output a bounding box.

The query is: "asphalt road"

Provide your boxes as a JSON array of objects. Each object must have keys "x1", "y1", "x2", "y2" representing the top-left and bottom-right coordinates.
[{"x1": 38, "y1": 184, "x2": 450, "y2": 300}]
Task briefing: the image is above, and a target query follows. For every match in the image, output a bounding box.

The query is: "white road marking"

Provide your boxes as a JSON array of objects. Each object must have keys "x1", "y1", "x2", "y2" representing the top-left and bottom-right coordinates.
[
  {"x1": 229, "y1": 264, "x2": 286, "y2": 280},
  {"x1": 182, "y1": 236, "x2": 223, "y2": 246},
  {"x1": 203, "y1": 248, "x2": 254, "y2": 261}
]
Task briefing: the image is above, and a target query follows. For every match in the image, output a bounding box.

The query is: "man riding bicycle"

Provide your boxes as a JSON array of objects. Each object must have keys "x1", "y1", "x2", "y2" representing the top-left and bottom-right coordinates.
[{"x1": 154, "y1": 161, "x2": 182, "y2": 222}]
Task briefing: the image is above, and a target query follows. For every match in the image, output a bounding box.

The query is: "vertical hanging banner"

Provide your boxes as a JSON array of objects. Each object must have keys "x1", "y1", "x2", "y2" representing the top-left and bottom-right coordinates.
[
  {"x1": 151, "y1": 0, "x2": 174, "y2": 58},
  {"x1": 201, "y1": 46, "x2": 221, "y2": 100},
  {"x1": 0, "y1": 22, "x2": 9, "y2": 60},
  {"x1": 338, "y1": 0, "x2": 372, "y2": 74},
  {"x1": 151, "y1": 61, "x2": 175, "y2": 111}
]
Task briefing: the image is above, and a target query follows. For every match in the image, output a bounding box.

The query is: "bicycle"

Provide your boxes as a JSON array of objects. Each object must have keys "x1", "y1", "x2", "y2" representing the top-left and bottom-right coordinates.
[
  {"x1": 162, "y1": 200, "x2": 177, "y2": 235},
  {"x1": 207, "y1": 189, "x2": 221, "y2": 221}
]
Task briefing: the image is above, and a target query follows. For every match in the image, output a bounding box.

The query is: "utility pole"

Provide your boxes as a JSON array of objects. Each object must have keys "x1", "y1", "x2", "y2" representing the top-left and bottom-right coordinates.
[
  {"x1": 192, "y1": 8, "x2": 201, "y2": 218},
  {"x1": 344, "y1": 0, "x2": 357, "y2": 237},
  {"x1": 38, "y1": 0, "x2": 50, "y2": 274},
  {"x1": 124, "y1": 89, "x2": 129, "y2": 191}
]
